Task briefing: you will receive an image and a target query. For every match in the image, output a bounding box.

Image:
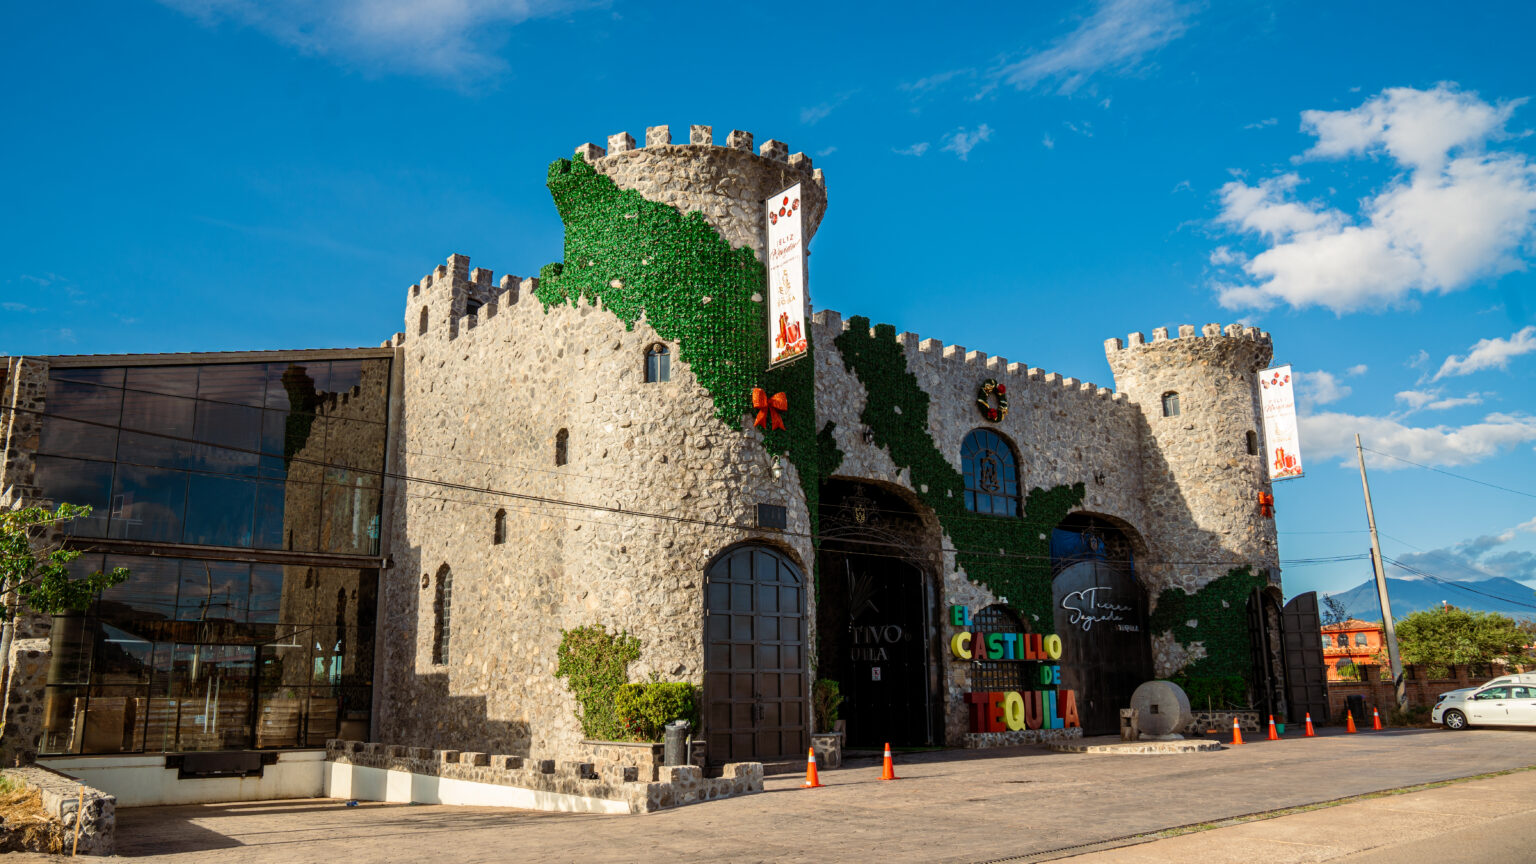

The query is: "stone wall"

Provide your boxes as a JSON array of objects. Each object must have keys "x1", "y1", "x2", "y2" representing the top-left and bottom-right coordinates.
[
  {"x1": 325, "y1": 739, "x2": 761, "y2": 814},
  {"x1": 379, "y1": 253, "x2": 810, "y2": 759},
  {"x1": 963, "y1": 727, "x2": 1083, "y2": 749},
  {"x1": 2, "y1": 763, "x2": 115, "y2": 855},
  {"x1": 1, "y1": 356, "x2": 47, "y2": 510}
]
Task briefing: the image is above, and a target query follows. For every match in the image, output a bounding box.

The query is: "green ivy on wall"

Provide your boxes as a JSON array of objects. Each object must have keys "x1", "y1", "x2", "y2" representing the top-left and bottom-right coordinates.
[
  {"x1": 534, "y1": 155, "x2": 821, "y2": 537},
  {"x1": 555, "y1": 624, "x2": 642, "y2": 741},
  {"x1": 1149, "y1": 565, "x2": 1269, "y2": 701},
  {"x1": 833, "y1": 316, "x2": 1084, "y2": 629}
]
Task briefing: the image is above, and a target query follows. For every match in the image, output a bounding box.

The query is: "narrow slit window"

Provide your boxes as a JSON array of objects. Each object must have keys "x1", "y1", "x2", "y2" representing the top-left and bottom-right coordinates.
[
  {"x1": 419, "y1": 306, "x2": 429, "y2": 335},
  {"x1": 432, "y1": 564, "x2": 452, "y2": 666},
  {"x1": 493, "y1": 508, "x2": 506, "y2": 545},
  {"x1": 1246, "y1": 430, "x2": 1259, "y2": 455},
  {"x1": 465, "y1": 297, "x2": 483, "y2": 316},
  {"x1": 555, "y1": 428, "x2": 569, "y2": 467},
  {"x1": 644, "y1": 344, "x2": 671, "y2": 383},
  {"x1": 1161, "y1": 392, "x2": 1180, "y2": 417}
]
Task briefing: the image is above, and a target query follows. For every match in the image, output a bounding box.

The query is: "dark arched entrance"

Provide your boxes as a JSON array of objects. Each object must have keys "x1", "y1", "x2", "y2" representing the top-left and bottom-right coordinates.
[
  {"x1": 1050, "y1": 514, "x2": 1153, "y2": 735},
  {"x1": 817, "y1": 480, "x2": 941, "y2": 748},
  {"x1": 703, "y1": 544, "x2": 807, "y2": 764}
]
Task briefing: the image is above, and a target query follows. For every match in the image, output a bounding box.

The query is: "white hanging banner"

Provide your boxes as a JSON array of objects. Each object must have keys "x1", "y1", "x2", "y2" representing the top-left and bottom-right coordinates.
[
  {"x1": 766, "y1": 183, "x2": 808, "y2": 367},
  {"x1": 1260, "y1": 364, "x2": 1304, "y2": 481}
]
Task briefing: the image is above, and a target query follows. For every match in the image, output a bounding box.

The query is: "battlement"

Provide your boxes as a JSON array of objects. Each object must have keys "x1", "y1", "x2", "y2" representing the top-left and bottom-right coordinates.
[
  {"x1": 812, "y1": 309, "x2": 1130, "y2": 406},
  {"x1": 575, "y1": 124, "x2": 826, "y2": 189},
  {"x1": 397, "y1": 253, "x2": 535, "y2": 346},
  {"x1": 1103, "y1": 322, "x2": 1270, "y2": 353}
]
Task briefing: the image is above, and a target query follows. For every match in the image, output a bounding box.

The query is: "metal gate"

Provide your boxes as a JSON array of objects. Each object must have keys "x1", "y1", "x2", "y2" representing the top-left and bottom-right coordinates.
[
  {"x1": 1052, "y1": 560, "x2": 1152, "y2": 735},
  {"x1": 703, "y1": 545, "x2": 807, "y2": 764},
  {"x1": 1281, "y1": 592, "x2": 1330, "y2": 724}
]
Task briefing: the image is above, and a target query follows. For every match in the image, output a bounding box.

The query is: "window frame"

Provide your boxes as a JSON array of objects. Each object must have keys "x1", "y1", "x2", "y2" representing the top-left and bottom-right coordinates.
[{"x1": 960, "y1": 428, "x2": 1021, "y2": 517}]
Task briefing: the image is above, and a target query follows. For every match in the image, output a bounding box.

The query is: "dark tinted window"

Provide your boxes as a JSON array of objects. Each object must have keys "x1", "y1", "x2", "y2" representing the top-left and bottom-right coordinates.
[{"x1": 962, "y1": 429, "x2": 1020, "y2": 516}]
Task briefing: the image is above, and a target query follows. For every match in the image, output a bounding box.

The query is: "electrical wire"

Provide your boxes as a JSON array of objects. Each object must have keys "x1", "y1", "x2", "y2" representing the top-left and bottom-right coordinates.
[
  {"x1": 1360, "y1": 446, "x2": 1536, "y2": 501},
  {"x1": 1382, "y1": 556, "x2": 1536, "y2": 612}
]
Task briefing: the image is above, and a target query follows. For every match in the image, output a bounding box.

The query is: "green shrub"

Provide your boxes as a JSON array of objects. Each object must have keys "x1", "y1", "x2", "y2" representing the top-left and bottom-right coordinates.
[
  {"x1": 614, "y1": 682, "x2": 698, "y2": 742},
  {"x1": 555, "y1": 625, "x2": 641, "y2": 741},
  {"x1": 812, "y1": 679, "x2": 843, "y2": 731}
]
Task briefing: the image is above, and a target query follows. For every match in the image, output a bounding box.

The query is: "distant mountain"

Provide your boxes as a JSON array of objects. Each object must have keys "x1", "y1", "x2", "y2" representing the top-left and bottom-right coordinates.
[{"x1": 1320, "y1": 576, "x2": 1536, "y2": 622}]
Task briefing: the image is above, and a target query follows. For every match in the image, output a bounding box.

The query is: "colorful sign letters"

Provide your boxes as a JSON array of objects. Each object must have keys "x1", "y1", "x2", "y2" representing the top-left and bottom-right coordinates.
[{"x1": 949, "y1": 604, "x2": 1082, "y2": 733}]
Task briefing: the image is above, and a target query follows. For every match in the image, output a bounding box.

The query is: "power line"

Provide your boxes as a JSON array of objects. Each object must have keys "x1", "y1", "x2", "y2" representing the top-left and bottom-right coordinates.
[
  {"x1": 2, "y1": 402, "x2": 1301, "y2": 571},
  {"x1": 1360, "y1": 446, "x2": 1536, "y2": 500},
  {"x1": 1382, "y1": 556, "x2": 1536, "y2": 612}
]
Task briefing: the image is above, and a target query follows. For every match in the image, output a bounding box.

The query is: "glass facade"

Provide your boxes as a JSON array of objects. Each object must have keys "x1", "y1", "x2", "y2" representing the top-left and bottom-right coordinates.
[
  {"x1": 40, "y1": 554, "x2": 376, "y2": 755},
  {"x1": 31, "y1": 356, "x2": 390, "y2": 754},
  {"x1": 35, "y1": 359, "x2": 390, "y2": 554}
]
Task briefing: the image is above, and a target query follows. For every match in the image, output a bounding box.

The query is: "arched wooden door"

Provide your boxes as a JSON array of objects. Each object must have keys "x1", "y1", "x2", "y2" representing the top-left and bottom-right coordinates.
[{"x1": 704, "y1": 545, "x2": 807, "y2": 764}]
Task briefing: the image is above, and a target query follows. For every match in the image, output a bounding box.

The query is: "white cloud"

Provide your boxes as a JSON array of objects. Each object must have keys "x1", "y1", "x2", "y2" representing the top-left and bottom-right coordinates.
[
  {"x1": 901, "y1": 68, "x2": 972, "y2": 94},
  {"x1": 893, "y1": 142, "x2": 931, "y2": 157},
  {"x1": 995, "y1": 0, "x2": 1192, "y2": 95},
  {"x1": 1042, "y1": 133, "x2": 1056, "y2": 150},
  {"x1": 800, "y1": 90, "x2": 858, "y2": 125},
  {"x1": 1209, "y1": 85, "x2": 1536, "y2": 314},
  {"x1": 1434, "y1": 325, "x2": 1536, "y2": 379},
  {"x1": 942, "y1": 125, "x2": 993, "y2": 160},
  {"x1": 1346, "y1": 364, "x2": 1369, "y2": 376},
  {"x1": 1393, "y1": 389, "x2": 1485, "y2": 412},
  {"x1": 815, "y1": 146, "x2": 837, "y2": 158},
  {"x1": 1299, "y1": 410, "x2": 1536, "y2": 469},
  {"x1": 158, "y1": 0, "x2": 590, "y2": 82},
  {"x1": 1407, "y1": 349, "x2": 1430, "y2": 369},
  {"x1": 1244, "y1": 117, "x2": 1277, "y2": 130},
  {"x1": 1394, "y1": 519, "x2": 1536, "y2": 586},
  {"x1": 1296, "y1": 370, "x2": 1351, "y2": 408},
  {"x1": 1208, "y1": 246, "x2": 1244, "y2": 267}
]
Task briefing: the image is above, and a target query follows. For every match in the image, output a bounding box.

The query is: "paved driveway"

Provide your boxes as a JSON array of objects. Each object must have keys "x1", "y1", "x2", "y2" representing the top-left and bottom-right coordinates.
[{"x1": 104, "y1": 727, "x2": 1535, "y2": 863}]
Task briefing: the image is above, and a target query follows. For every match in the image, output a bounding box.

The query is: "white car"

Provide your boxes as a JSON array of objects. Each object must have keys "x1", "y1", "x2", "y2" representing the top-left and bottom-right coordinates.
[{"x1": 1432, "y1": 679, "x2": 1536, "y2": 730}]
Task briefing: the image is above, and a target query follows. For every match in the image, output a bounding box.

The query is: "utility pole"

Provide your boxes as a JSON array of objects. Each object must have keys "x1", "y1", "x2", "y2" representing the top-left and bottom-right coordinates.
[{"x1": 1355, "y1": 434, "x2": 1406, "y2": 710}]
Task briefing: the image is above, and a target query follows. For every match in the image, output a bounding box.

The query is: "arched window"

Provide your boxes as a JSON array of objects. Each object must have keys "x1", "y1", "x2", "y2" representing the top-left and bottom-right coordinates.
[
  {"x1": 644, "y1": 344, "x2": 671, "y2": 383},
  {"x1": 432, "y1": 564, "x2": 452, "y2": 666},
  {"x1": 972, "y1": 604, "x2": 1029, "y2": 692},
  {"x1": 555, "y1": 429, "x2": 569, "y2": 466},
  {"x1": 419, "y1": 306, "x2": 429, "y2": 335},
  {"x1": 1161, "y1": 392, "x2": 1180, "y2": 417},
  {"x1": 1246, "y1": 430, "x2": 1259, "y2": 455},
  {"x1": 961, "y1": 428, "x2": 1020, "y2": 516},
  {"x1": 493, "y1": 508, "x2": 507, "y2": 545}
]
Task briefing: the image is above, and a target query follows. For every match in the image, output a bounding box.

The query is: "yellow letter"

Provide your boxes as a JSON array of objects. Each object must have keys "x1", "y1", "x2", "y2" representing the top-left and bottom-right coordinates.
[
  {"x1": 1044, "y1": 634, "x2": 1063, "y2": 660},
  {"x1": 1002, "y1": 691, "x2": 1025, "y2": 731},
  {"x1": 949, "y1": 631, "x2": 972, "y2": 660}
]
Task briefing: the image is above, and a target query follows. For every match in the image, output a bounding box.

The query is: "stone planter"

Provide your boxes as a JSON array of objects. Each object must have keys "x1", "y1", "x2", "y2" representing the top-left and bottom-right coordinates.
[
  {"x1": 809, "y1": 731, "x2": 843, "y2": 769},
  {"x1": 581, "y1": 739, "x2": 708, "y2": 781}
]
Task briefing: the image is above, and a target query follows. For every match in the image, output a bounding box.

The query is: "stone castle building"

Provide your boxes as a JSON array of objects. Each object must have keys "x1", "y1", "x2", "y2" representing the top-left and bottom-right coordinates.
[{"x1": 0, "y1": 124, "x2": 1325, "y2": 772}]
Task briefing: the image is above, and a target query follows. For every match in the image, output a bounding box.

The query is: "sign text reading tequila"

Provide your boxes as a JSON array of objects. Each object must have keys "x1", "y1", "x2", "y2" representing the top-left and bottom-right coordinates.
[{"x1": 949, "y1": 605, "x2": 1083, "y2": 733}]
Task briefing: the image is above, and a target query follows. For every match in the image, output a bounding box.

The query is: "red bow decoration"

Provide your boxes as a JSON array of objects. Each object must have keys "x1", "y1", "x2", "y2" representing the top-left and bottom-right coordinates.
[
  {"x1": 1258, "y1": 491, "x2": 1275, "y2": 519},
  {"x1": 752, "y1": 388, "x2": 788, "y2": 431}
]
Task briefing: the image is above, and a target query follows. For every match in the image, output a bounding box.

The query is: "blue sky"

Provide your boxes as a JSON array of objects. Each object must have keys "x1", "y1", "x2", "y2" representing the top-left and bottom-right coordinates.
[{"x1": 3, "y1": 1, "x2": 1534, "y2": 608}]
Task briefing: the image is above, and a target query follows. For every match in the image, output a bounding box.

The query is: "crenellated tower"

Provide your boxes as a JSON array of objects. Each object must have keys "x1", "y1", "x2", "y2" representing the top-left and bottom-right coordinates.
[{"x1": 1105, "y1": 323, "x2": 1280, "y2": 594}]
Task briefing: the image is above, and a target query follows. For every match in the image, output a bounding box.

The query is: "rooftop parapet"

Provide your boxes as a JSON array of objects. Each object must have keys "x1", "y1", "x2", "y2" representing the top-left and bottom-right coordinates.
[
  {"x1": 1104, "y1": 322, "x2": 1270, "y2": 353},
  {"x1": 810, "y1": 310, "x2": 1128, "y2": 406}
]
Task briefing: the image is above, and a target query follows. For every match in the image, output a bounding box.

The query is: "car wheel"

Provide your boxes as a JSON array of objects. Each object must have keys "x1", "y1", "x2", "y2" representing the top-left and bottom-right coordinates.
[{"x1": 1443, "y1": 709, "x2": 1467, "y2": 730}]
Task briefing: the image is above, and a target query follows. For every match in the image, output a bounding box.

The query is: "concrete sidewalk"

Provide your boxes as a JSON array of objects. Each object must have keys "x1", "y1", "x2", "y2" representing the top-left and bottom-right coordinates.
[
  {"x1": 1065, "y1": 768, "x2": 1536, "y2": 863},
  {"x1": 67, "y1": 727, "x2": 1536, "y2": 862}
]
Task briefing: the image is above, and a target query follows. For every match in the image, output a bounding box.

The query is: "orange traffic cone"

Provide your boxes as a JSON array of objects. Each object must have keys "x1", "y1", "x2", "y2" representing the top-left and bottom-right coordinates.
[
  {"x1": 1267, "y1": 715, "x2": 1279, "y2": 741},
  {"x1": 1304, "y1": 713, "x2": 1316, "y2": 737},
  {"x1": 1231, "y1": 717, "x2": 1244, "y2": 746},
  {"x1": 1372, "y1": 707, "x2": 1383, "y2": 730},
  {"x1": 1346, "y1": 710, "x2": 1358, "y2": 734},
  {"x1": 802, "y1": 747, "x2": 823, "y2": 788},
  {"x1": 880, "y1": 743, "x2": 899, "y2": 781}
]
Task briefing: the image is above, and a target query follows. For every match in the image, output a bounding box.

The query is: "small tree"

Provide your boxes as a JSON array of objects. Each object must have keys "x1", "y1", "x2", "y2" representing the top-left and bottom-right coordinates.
[
  {"x1": 1321, "y1": 594, "x2": 1350, "y2": 626},
  {"x1": 1, "y1": 504, "x2": 128, "y2": 615},
  {"x1": 1394, "y1": 607, "x2": 1528, "y2": 667}
]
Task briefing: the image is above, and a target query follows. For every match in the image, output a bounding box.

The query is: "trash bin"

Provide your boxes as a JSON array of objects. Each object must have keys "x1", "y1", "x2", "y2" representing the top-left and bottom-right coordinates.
[
  {"x1": 663, "y1": 720, "x2": 690, "y2": 767},
  {"x1": 1345, "y1": 694, "x2": 1366, "y2": 726}
]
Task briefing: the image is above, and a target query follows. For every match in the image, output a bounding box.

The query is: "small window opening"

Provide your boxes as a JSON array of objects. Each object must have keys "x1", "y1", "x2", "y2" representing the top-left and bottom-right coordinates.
[
  {"x1": 1246, "y1": 430, "x2": 1259, "y2": 455},
  {"x1": 493, "y1": 508, "x2": 507, "y2": 545},
  {"x1": 555, "y1": 428, "x2": 569, "y2": 467},
  {"x1": 432, "y1": 564, "x2": 453, "y2": 666},
  {"x1": 644, "y1": 344, "x2": 671, "y2": 383},
  {"x1": 1161, "y1": 392, "x2": 1180, "y2": 417},
  {"x1": 419, "y1": 306, "x2": 429, "y2": 335},
  {"x1": 465, "y1": 297, "x2": 484, "y2": 316}
]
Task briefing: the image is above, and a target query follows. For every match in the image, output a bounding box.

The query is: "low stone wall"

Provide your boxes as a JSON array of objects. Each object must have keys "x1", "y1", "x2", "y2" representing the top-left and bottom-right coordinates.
[
  {"x1": 1189, "y1": 710, "x2": 1260, "y2": 733},
  {"x1": 810, "y1": 733, "x2": 842, "y2": 769},
  {"x1": 325, "y1": 740, "x2": 760, "y2": 814},
  {"x1": 579, "y1": 739, "x2": 707, "y2": 782},
  {"x1": 2, "y1": 764, "x2": 115, "y2": 855},
  {"x1": 962, "y1": 727, "x2": 1083, "y2": 749}
]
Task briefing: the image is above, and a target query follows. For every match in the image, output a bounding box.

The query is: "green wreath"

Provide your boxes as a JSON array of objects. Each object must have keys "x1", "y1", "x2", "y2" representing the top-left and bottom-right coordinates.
[{"x1": 977, "y1": 378, "x2": 1008, "y2": 422}]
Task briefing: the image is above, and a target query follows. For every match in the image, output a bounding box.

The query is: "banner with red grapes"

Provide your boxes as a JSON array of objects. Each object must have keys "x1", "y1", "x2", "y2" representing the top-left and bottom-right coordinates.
[
  {"x1": 765, "y1": 183, "x2": 808, "y2": 367},
  {"x1": 1260, "y1": 364, "x2": 1304, "y2": 480}
]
